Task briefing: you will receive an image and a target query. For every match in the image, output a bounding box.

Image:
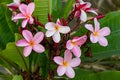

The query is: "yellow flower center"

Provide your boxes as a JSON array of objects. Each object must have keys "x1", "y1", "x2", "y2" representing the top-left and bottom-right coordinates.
[
  {"x1": 71, "y1": 41, "x2": 76, "y2": 46},
  {"x1": 93, "y1": 31, "x2": 99, "y2": 36},
  {"x1": 54, "y1": 25, "x2": 60, "y2": 31},
  {"x1": 26, "y1": 14, "x2": 30, "y2": 19},
  {"x1": 63, "y1": 61, "x2": 68, "y2": 67},
  {"x1": 29, "y1": 40, "x2": 34, "y2": 46}
]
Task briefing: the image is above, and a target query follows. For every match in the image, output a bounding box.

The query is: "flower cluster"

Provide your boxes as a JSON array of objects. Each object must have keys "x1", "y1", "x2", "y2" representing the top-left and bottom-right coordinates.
[{"x1": 7, "y1": 0, "x2": 111, "y2": 79}]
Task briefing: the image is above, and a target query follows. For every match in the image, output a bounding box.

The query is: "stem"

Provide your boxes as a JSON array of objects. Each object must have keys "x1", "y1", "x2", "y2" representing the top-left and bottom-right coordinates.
[{"x1": 15, "y1": 46, "x2": 29, "y2": 72}]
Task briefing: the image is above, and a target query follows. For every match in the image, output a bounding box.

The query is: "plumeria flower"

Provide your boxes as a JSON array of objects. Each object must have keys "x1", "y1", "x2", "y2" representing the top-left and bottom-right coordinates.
[
  {"x1": 66, "y1": 35, "x2": 87, "y2": 57},
  {"x1": 12, "y1": 2, "x2": 35, "y2": 28},
  {"x1": 54, "y1": 50, "x2": 80, "y2": 78},
  {"x1": 7, "y1": 0, "x2": 20, "y2": 11},
  {"x1": 16, "y1": 30, "x2": 45, "y2": 57},
  {"x1": 45, "y1": 19, "x2": 70, "y2": 43},
  {"x1": 85, "y1": 18, "x2": 110, "y2": 46},
  {"x1": 74, "y1": 0, "x2": 97, "y2": 22}
]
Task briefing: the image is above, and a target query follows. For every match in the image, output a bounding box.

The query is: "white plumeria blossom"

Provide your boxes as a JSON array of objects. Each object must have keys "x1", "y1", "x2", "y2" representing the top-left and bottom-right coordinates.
[{"x1": 45, "y1": 19, "x2": 70, "y2": 43}]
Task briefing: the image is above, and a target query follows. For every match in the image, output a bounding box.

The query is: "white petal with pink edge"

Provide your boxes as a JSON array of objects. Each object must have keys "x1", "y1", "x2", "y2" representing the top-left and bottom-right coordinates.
[
  {"x1": 59, "y1": 26, "x2": 70, "y2": 34},
  {"x1": 52, "y1": 32, "x2": 60, "y2": 43},
  {"x1": 45, "y1": 30, "x2": 56, "y2": 37},
  {"x1": 66, "y1": 40, "x2": 74, "y2": 50},
  {"x1": 22, "y1": 19, "x2": 28, "y2": 28},
  {"x1": 72, "y1": 46, "x2": 81, "y2": 57},
  {"x1": 98, "y1": 27, "x2": 110, "y2": 36},
  {"x1": 85, "y1": 24, "x2": 94, "y2": 32},
  {"x1": 53, "y1": 56, "x2": 63, "y2": 65},
  {"x1": 65, "y1": 66, "x2": 75, "y2": 78},
  {"x1": 70, "y1": 58, "x2": 81, "y2": 67},
  {"x1": 80, "y1": 10, "x2": 87, "y2": 22},
  {"x1": 94, "y1": 18, "x2": 100, "y2": 31},
  {"x1": 98, "y1": 37, "x2": 108, "y2": 46},
  {"x1": 57, "y1": 66, "x2": 66, "y2": 76},
  {"x1": 45, "y1": 22, "x2": 56, "y2": 30},
  {"x1": 64, "y1": 50, "x2": 72, "y2": 62},
  {"x1": 90, "y1": 34, "x2": 98, "y2": 43}
]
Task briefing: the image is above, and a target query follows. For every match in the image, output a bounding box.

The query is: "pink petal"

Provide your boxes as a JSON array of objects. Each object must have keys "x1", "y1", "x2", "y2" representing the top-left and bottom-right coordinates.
[
  {"x1": 53, "y1": 56, "x2": 63, "y2": 65},
  {"x1": 33, "y1": 44, "x2": 45, "y2": 53},
  {"x1": 33, "y1": 32, "x2": 44, "y2": 44},
  {"x1": 98, "y1": 37, "x2": 108, "y2": 46},
  {"x1": 52, "y1": 32, "x2": 60, "y2": 43},
  {"x1": 98, "y1": 27, "x2": 110, "y2": 36},
  {"x1": 23, "y1": 46, "x2": 32, "y2": 57},
  {"x1": 66, "y1": 40, "x2": 74, "y2": 50},
  {"x1": 85, "y1": 24, "x2": 94, "y2": 32},
  {"x1": 64, "y1": 50, "x2": 72, "y2": 62},
  {"x1": 27, "y1": 2, "x2": 35, "y2": 15},
  {"x1": 80, "y1": 10, "x2": 87, "y2": 22},
  {"x1": 45, "y1": 30, "x2": 56, "y2": 37},
  {"x1": 74, "y1": 11, "x2": 81, "y2": 18},
  {"x1": 72, "y1": 46, "x2": 81, "y2": 57},
  {"x1": 72, "y1": 35, "x2": 87, "y2": 46},
  {"x1": 70, "y1": 58, "x2": 81, "y2": 67},
  {"x1": 22, "y1": 19, "x2": 28, "y2": 28},
  {"x1": 83, "y1": 2, "x2": 91, "y2": 8},
  {"x1": 94, "y1": 18, "x2": 100, "y2": 31},
  {"x1": 57, "y1": 66, "x2": 66, "y2": 76},
  {"x1": 19, "y1": 4, "x2": 27, "y2": 15},
  {"x1": 56, "y1": 19, "x2": 62, "y2": 26},
  {"x1": 12, "y1": 13, "x2": 26, "y2": 20},
  {"x1": 65, "y1": 66, "x2": 75, "y2": 78},
  {"x1": 16, "y1": 39, "x2": 29, "y2": 46},
  {"x1": 45, "y1": 22, "x2": 56, "y2": 30},
  {"x1": 59, "y1": 26, "x2": 70, "y2": 34},
  {"x1": 22, "y1": 30, "x2": 33, "y2": 42},
  {"x1": 29, "y1": 17, "x2": 34, "y2": 24},
  {"x1": 90, "y1": 34, "x2": 98, "y2": 43}
]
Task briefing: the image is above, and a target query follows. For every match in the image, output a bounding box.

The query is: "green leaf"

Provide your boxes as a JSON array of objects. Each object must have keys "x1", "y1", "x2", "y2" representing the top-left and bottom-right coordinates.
[
  {"x1": 70, "y1": 69, "x2": 120, "y2": 80},
  {"x1": 12, "y1": 75, "x2": 23, "y2": 80},
  {"x1": 34, "y1": 0, "x2": 53, "y2": 24},
  {"x1": 0, "y1": 4, "x2": 18, "y2": 50},
  {"x1": 62, "y1": 0, "x2": 75, "y2": 19},
  {"x1": 0, "y1": 42, "x2": 29, "y2": 70}
]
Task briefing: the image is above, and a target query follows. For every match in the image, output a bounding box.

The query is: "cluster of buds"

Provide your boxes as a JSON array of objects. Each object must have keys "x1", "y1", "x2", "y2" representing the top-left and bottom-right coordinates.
[{"x1": 7, "y1": 0, "x2": 110, "y2": 79}]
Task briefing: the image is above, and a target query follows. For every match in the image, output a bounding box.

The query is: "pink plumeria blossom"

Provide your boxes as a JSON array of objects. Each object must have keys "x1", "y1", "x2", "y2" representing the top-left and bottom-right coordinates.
[
  {"x1": 7, "y1": 0, "x2": 21, "y2": 11},
  {"x1": 54, "y1": 50, "x2": 80, "y2": 78},
  {"x1": 66, "y1": 35, "x2": 87, "y2": 57},
  {"x1": 45, "y1": 19, "x2": 70, "y2": 43},
  {"x1": 85, "y1": 18, "x2": 111, "y2": 46},
  {"x1": 16, "y1": 30, "x2": 45, "y2": 57},
  {"x1": 12, "y1": 2, "x2": 35, "y2": 28},
  {"x1": 74, "y1": 0, "x2": 97, "y2": 22}
]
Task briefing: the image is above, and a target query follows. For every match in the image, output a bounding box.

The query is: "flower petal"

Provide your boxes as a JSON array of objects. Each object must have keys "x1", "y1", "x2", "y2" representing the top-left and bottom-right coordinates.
[
  {"x1": 33, "y1": 32, "x2": 44, "y2": 44},
  {"x1": 74, "y1": 11, "x2": 81, "y2": 18},
  {"x1": 19, "y1": 4, "x2": 27, "y2": 15},
  {"x1": 16, "y1": 39, "x2": 29, "y2": 46},
  {"x1": 22, "y1": 19, "x2": 28, "y2": 28},
  {"x1": 22, "y1": 30, "x2": 33, "y2": 42},
  {"x1": 66, "y1": 40, "x2": 74, "y2": 50},
  {"x1": 53, "y1": 56, "x2": 63, "y2": 65},
  {"x1": 86, "y1": 9, "x2": 98, "y2": 15},
  {"x1": 29, "y1": 17, "x2": 34, "y2": 24},
  {"x1": 56, "y1": 19, "x2": 62, "y2": 26},
  {"x1": 14, "y1": 0, "x2": 20, "y2": 5},
  {"x1": 27, "y1": 2, "x2": 35, "y2": 15},
  {"x1": 71, "y1": 46, "x2": 81, "y2": 57},
  {"x1": 80, "y1": 10, "x2": 87, "y2": 22},
  {"x1": 45, "y1": 22, "x2": 56, "y2": 30},
  {"x1": 52, "y1": 32, "x2": 60, "y2": 43},
  {"x1": 70, "y1": 58, "x2": 81, "y2": 67},
  {"x1": 90, "y1": 34, "x2": 98, "y2": 43},
  {"x1": 98, "y1": 37, "x2": 108, "y2": 46},
  {"x1": 94, "y1": 18, "x2": 100, "y2": 31},
  {"x1": 59, "y1": 26, "x2": 70, "y2": 34},
  {"x1": 72, "y1": 35, "x2": 87, "y2": 46},
  {"x1": 45, "y1": 30, "x2": 56, "y2": 37},
  {"x1": 33, "y1": 44, "x2": 45, "y2": 53},
  {"x1": 23, "y1": 46, "x2": 32, "y2": 57},
  {"x1": 64, "y1": 50, "x2": 72, "y2": 62},
  {"x1": 98, "y1": 27, "x2": 110, "y2": 36},
  {"x1": 65, "y1": 66, "x2": 75, "y2": 78},
  {"x1": 12, "y1": 13, "x2": 25, "y2": 20},
  {"x1": 85, "y1": 24, "x2": 94, "y2": 32},
  {"x1": 57, "y1": 66, "x2": 66, "y2": 76}
]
